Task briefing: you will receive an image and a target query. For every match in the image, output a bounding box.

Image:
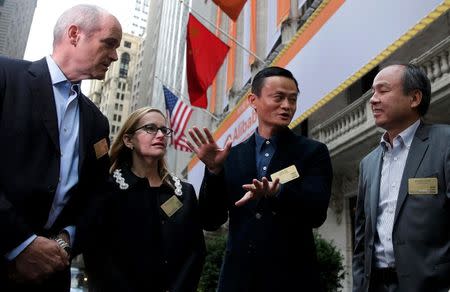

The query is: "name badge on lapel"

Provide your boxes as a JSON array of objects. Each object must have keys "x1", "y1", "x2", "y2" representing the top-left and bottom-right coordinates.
[
  {"x1": 161, "y1": 195, "x2": 183, "y2": 217},
  {"x1": 94, "y1": 138, "x2": 109, "y2": 159},
  {"x1": 270, "y1": 165, "x2": 300, "y2": 184},
  {"x1": 408, "y1": 178, "x2": 438, "y2": 195}
]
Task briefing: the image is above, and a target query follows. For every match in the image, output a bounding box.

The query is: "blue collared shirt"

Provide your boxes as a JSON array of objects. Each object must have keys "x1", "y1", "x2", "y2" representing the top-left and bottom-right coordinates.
[
  {"x1": 254, "y1": 129, "x2": 278, "y2": 179},
  {"x1": 44, "y1": 55, "x2": 80, "y2": 229},
  {"x1": 374, "y1": 119, "x2": 420, "y2": 268},
  {"x1": 5, "y1": 56, "x2": 80, "y2": 260}
]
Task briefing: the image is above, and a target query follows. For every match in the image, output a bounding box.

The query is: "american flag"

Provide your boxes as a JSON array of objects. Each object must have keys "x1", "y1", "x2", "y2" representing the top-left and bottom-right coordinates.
[{"x1": 163, "y1": 85, "x2": 193, "y2": 152}]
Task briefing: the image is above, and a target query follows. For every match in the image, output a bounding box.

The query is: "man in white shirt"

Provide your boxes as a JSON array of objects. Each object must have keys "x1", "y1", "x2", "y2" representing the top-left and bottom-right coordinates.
[{"x1": 353, "y1": 63, "x2": 450, "y2": 292}]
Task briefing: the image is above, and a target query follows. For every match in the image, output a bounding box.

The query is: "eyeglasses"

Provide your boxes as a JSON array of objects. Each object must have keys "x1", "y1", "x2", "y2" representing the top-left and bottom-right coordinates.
[{"x1": 134, "y1": 123, "x2": 173, "y2": 137}]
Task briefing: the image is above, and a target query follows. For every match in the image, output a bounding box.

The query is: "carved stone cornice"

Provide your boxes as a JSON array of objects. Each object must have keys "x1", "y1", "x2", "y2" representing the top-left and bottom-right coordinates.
[{"x1": 311, "y1": 37, "x2": 450, "y2": 157}]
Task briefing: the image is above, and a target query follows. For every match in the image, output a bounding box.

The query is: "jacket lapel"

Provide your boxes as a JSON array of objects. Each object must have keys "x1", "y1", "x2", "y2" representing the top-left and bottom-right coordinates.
[
  {"x1": 266, "y1": 128, "x2": 294, "y2": 176},
  {"x1": 29, "y1": 58, "x2": 60, "y2": 153},
  {"x1": 370, "y1": 147, "x2": 383, "y2": 232},
  {"x1": 77, "y1": 94, "x2": 93, "y2": 173},
  {"x1": 394, "y1": 123, "x2": 429, "y2": 225},
  {"x1": 237, "y1": 135, "x2": 259, "y2": 211}
]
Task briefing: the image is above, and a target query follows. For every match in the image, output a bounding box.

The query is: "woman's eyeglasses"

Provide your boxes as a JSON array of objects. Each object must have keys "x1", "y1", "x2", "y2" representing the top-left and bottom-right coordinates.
[{"x1": 134, "y1": 123, "x2": 173, "y2": 137}]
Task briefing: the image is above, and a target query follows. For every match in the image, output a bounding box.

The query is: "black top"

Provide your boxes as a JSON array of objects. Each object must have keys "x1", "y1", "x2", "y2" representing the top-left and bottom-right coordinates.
[{"x1": 83, "y1": 167, "x2": 205, "y2": 292}]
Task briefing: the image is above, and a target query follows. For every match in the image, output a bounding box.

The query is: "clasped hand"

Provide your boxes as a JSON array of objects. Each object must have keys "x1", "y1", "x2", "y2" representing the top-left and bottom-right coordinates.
[{"x1": 9, "y1": 236, "x2": 70, "y2": 283}]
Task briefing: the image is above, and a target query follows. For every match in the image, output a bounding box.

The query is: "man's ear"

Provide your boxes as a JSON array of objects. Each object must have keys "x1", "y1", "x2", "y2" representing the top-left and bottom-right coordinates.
[
  {"x1": 67, "y1": 25, "x2": 80, "y2": 46},
  {"x1": 248, "y1": 93, "x2": 257, "y2": 111},
  {"x1": 410, "y1": 89, "x2": 422, "y2": 111}
]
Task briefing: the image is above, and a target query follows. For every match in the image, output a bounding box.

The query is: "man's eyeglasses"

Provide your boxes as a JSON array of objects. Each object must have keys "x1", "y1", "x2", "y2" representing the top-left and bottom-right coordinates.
[{"x1": 134, "y1": 123, "x2": 173, "y2": 137}]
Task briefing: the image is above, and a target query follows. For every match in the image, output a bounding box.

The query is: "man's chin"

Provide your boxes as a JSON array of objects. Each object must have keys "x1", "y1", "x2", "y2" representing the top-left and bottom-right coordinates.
[
  {"x1": 272, "y1": 122, "x2": 291, "y2": 130},
  {"x1": 93, "y1": 72, "x2": 106, "y2": 80},
  {"x1": 277, "y1": 120, "x2": 292, "y2": 127}
]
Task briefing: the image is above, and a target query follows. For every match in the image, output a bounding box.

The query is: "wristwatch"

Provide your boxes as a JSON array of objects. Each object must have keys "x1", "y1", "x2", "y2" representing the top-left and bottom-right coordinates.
[{"x1": 54, "y1": 237, "x2": 71, "y2": 257}]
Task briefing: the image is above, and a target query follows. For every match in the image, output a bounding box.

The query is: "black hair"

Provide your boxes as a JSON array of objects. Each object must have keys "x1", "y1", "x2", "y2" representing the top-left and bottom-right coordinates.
[{"x1": 251, "y1": 66, "x2": 299, "y2": 96}]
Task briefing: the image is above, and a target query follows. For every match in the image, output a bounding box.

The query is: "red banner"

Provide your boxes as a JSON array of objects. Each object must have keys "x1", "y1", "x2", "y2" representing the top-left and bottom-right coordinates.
[
  {"x1": 186, "y1": 14, "x2": 229, "y2": 109},
  {"x1": 213, "y1": 0, "x2": 247, "y2": 21}
]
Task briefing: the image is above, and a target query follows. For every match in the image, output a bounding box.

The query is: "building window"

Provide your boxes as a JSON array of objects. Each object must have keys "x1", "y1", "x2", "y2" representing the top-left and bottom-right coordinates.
[
  {"x1": 124, "y1": 41, "x2": 132, "y2": 48},
  {"x1": 111, "y1": 125, "x2": 116, "y2": 133},
  {"x1": 119, "y1": 52, "x2": 130, "y2": 78},
  {"x1": 119, "y1": 104, "x2": 123, "y2": 111},
  {"x1": 122, "y1": 83, "x2": 126, "y2": 90},
  {"x1": 116, "y1": 93, "x2": 120, "y2": 99},
  {"x1": 118, "y1": 82, "x2": 121, "y2": 89},
  {"x1": 113, "y1": 114, "x2": 117, "y2": 121},
  {"x1": 0, "y1": 0, "x2": 4, "y2": 6},
  {"x1": 118, "y1": 115, "x2": 122, "y2": 122},
  {"x1": 121, "y1": 94, "x2": 125, "y2": 100},
  {"x1": 114, "y1": 103, "x2": 118, "y2": 110}
]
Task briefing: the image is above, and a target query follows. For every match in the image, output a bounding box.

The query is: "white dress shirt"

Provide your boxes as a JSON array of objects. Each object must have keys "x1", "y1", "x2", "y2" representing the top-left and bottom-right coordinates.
[{"x1": 374, "y1": 119, "x2": 420, "y2": 268}]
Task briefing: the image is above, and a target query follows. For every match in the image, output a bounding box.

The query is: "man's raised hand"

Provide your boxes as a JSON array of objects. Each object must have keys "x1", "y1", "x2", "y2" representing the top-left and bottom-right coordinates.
[{"x1": 187, "y1": 127, "x2": 232, "y2": 174}]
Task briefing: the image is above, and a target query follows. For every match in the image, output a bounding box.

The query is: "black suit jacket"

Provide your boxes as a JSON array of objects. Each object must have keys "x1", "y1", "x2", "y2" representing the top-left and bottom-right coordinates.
[
  {"x1": 353, "y1": 123, "x2": 450, "y2": 292},
  {"x1": 0, "y1": 56, "x2": 110, "y2": 289},
  {"x1": 199, "y1": 127, "x2": 333, "y2": 292}
]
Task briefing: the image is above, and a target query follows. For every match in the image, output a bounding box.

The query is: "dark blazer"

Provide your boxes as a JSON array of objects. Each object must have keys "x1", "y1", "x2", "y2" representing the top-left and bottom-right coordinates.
[
  {"x1": 0, "y1": 56, "x2": 110, "y2": 290},
  {"x1": 199, "y1": 127, "x2": 333, "y2": 292},
  {"x1": 83, "y1": 167, "x2": 206, "y2": 292},
  {"x1": 353, "y1": 123, "x2": 450, "y2": 292}
]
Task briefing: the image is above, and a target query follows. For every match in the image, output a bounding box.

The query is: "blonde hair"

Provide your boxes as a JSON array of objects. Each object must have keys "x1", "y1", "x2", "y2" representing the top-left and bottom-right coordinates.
[{"x1": 110, "y1": 107, "x2": 173, "y2": 186}]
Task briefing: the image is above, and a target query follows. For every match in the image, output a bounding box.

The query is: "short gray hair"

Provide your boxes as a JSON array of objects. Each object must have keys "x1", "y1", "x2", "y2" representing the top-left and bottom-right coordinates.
[
  {"x1": 382, "y1": 63, "x2": 431, "y2": 116},
  {"x1": 402, "y1": 64, "x2": 431, "y2": 116},
  {"x1": 53, "y1": 4, "x2": 107, "y2": 46}
]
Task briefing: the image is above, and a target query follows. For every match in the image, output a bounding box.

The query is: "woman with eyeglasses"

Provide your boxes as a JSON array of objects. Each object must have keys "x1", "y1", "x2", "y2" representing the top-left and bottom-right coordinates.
[{"x1": 81, "y1": 107, "x2": 206, "y2": 292}]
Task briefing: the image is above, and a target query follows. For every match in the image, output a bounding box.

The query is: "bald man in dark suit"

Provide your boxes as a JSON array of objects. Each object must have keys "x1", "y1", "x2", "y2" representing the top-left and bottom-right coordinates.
[{"x1": 0, "y1": 4, "x2": 122, "y2": 291}]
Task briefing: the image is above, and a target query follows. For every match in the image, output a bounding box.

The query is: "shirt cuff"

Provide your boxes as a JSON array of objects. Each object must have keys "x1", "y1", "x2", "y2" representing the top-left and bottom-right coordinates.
[
  {"x1": 4, "y1": 234, "x2": 37, "y2": 261},
  {"x1": 63, "y1": 225, "x2": 76, "y2": 247}
]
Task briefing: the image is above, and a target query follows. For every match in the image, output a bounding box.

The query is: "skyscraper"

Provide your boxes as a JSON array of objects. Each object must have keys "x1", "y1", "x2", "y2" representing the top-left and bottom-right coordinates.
[
  {"x1": 123, "y1": 0, "x2": 150, "y2": 37},
  {"x1": 88, "y1": 33, "x2": 142, "y2": 142},
  {"x1": 0, "y1": 0, "x2": 37, "y2": 59}
]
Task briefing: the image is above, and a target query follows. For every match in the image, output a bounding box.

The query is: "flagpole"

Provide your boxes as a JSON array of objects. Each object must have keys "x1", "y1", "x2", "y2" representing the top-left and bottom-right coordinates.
[
  {"x1": 179, "y1": 0, "x2": 265, "y2": 64},
  {"x1": 154, "y1": 75, "x2": 221, "y2": 121}
]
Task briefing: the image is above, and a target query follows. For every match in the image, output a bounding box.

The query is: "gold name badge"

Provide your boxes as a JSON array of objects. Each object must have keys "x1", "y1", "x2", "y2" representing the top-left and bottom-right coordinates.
[
  {"x1": 408, "y1": 178, "x2": 438, "y2": 195},
  {"x1": 270, "y1": 165, "x2": 300, "y2": 184},
  {"x1": 161, "y1": 195, "x2": 183, "y2": 217},
  {"x1": 93, "y1": 138, "x2": 109, "y2": 159}
]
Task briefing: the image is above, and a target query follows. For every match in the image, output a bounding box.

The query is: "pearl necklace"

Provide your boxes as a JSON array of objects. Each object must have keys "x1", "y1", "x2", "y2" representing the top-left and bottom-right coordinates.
[{"x1": 113, "y1": 169, "x2": 183, "y2": 196}]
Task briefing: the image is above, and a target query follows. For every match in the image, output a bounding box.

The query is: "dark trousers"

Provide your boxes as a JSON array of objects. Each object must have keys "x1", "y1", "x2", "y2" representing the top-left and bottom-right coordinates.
[{"x1": 369, "y1": 268, "x2": 399, "y2": 292}]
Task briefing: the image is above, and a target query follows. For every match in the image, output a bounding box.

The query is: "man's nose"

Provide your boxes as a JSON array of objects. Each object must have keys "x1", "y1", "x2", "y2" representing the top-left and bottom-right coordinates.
[
  {"x1": 110, "y1": 49, "x2": 118, "y2": 61},
  {"x1": 369, "y1": 93, "x2": 379, "y2": 104},
  {"x1": 281, "y1": 98, "x2": 291, "y2": 108}
]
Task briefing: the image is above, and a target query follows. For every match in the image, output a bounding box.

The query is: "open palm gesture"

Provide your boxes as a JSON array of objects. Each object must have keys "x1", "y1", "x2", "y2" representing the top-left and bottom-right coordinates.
[
  {"x1": 235, "y1": 177, "x2": 280, "y2": 206},
  {"x1": 187, "y1": 127, "x2": 232, "y2": 174}
]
